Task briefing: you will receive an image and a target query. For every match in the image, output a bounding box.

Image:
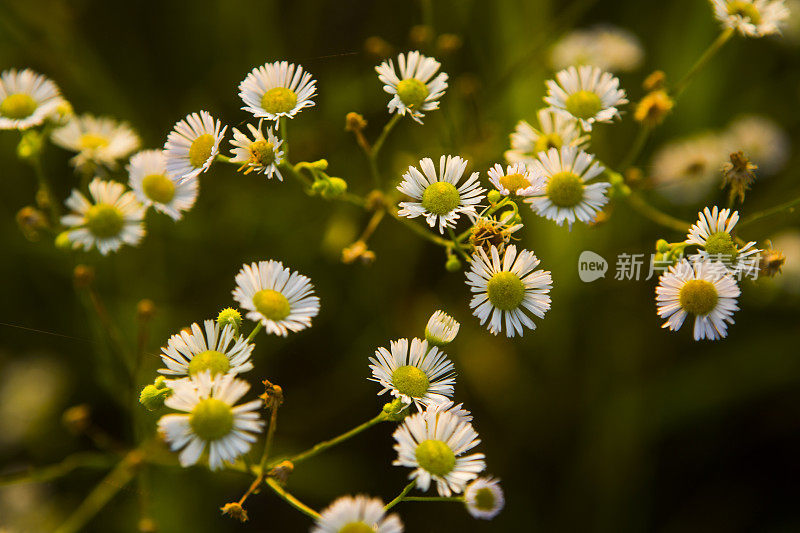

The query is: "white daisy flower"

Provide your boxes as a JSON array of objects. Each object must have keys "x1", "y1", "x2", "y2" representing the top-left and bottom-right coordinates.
[
  {"x1": 375, "y1": 50, "x2": 448, "y2": 124},
  {"x1": 544, "y1": 65, "x2": 628, "y2": 131},
  {"x1": 486, "y1": 162, "x2": 546, "y2": 198},
  {"x1": 424, "y1": 310, "x2": 460, "y2": 347},
  {"x1": 651, "y1": 134, "x2": 727, "y2": 205},
  {"x1": 724, "y1": 114, "x2": 790, "y2": 175},
  {"x1": 397, "y1": 155, "x2": 485, "y2": 234},
  {"x1": 392, "y1": 406, "x2": 485, "y2": 496},
  {"x1": 465, "y1": 244, "x2": 553, "y2": 337},
  {"x1": 163, "y1": 110, "x2": 226, "y2": 182},
  {"x1": 312, "y1": 495, "x2": 404, "y2": 533},
  {"x1": 52, "y1": 114, "x2": 140, "y2": 169},
  {"x1": 504, "y1": 109, "x2": 589, "y2": 166},
  {"x1": 656, "y1": 259, "x2": 741, "y2": 341},
  {"x1": 369, "y1": 337, "x2": 456, "y2": 410},
  {"x1": 157, "y1": 372, "x2": 263, "y2": 470},
  {"x1": 524, "y1": 146, "x2": 609, "y2": 229},
  {"x1": 61, "y1": 178, "x2": 145, "y2": 255},
  {"x1": 685, "y1": 206, "x2": 761, "y2": 272},
  {"x1": 0, "y1": 68, "x2": 64, "y2": 130},
  {"x1": 550, "y1": 26, "x2": 644, "y2": 73},
  {"x1": 711, "y1": 0, "x2": 790, "y2": 37},
  {"x1": 158, "y1": 320, "x2": 254, "y2": 379},
  {"x1": 232, "y1": 260, "x2": 320, "y2": 337},
  {"x1": 238, "y1": 61, "x2": 316, "y2": 121},
  {"x1": 464, "y1": 477, "x2": 505, "y2": 520},
  {"x1": 229, "y1": 121, "x2": 284, "y2": 179},
  {"x1": 427, "y1": 399, "x2": 472, "y2": 422},
  {"x1": 128, "y1": 149, "x2": 198, "y2": 221}
]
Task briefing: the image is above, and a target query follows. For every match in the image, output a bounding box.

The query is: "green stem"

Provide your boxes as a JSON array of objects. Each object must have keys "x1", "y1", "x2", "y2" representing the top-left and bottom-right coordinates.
[
  {"x1": 246, "y1": 322, "x2": 263, "y2": 342},
  {"x1": 625, "y1": 193, "x2": 690, "y2": 233},
  {"x1": 0, "y1": 452, "x2": 115, "y2": 486},
  {"x1": 54, "y1": 451, "x2": 141, "y2": 533},
  {"x1": 31, "y1": 156, "x2": 60, "y2": 228},
  {"x1": 386, "y1": 208, "x2": 452, "y2": 248},
  {"x1": 672, "y1": 28, "x2": 735, "y2": 98},
  {"x1": 371, "y1": 114, "x2": 402, "y2": 159},
  {"x1": 278, "y1": 411, "x2": 388, "y2": 467},
  {"x1": 280, "y1": 119, "x2": 289, "y2": 160},
  {"x1": 258, "y1": 400, "x2": 280, "y2": 473},
  {"x1": 383, "y1": 480, "x2": 417, "y2": 511},
  {"x1": 265, "y1": 478, "x2": 320, "y2": 519},
  {"x1": 401, "y1": 496, "x2": 465, "y2": 502},
  {"x1": 619, "y1": 125, "x2": 651, "y2": 170},
  {"x1": 738, "y1": 195, "x2": 800, "y2": 229},
  {"x1": 448, "y1": 227, "x2": 471, "y2": 262}
]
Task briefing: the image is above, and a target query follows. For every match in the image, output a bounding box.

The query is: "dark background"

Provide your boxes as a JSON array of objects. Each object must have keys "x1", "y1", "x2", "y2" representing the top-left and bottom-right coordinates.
[{"x1": 1, "y1": 0, "x2": 800, "y2": 531}]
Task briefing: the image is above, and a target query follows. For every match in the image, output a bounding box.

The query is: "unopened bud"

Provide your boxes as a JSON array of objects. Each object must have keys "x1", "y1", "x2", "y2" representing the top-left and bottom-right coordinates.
[
  {"x1": 73, "y1": 264, "x2": 95, "y2": 288},
  {"x1": 345, "y1": 112, "x2": 367, "y2": 133},
  {"x1": 445, "y1": 254, "x2": 462, "y2": 272}
]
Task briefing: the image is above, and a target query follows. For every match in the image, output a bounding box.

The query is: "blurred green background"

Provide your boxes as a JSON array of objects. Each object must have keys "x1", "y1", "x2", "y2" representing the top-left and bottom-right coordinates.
[{"x1": 2, "y1": 0, "x2": 800, "y2": 531}]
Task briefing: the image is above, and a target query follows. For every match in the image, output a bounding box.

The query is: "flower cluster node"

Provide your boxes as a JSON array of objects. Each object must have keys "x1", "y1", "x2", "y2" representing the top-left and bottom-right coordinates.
[
  {"x1": 220, "y1": 502, "x2": 248, "y2": 523},
  {"x1": 62, "y1": 404, "x2": 91, "y2": 434},
  {"x1": 73, "y1": 264, "x2": 95, "y2": 288}
]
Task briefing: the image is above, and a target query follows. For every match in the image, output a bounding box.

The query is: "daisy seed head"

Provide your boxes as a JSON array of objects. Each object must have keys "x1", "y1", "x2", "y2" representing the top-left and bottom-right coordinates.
[
  {"x1": 190, "y1": 398, "x2": 234, "y2": 441},
  {"x1": 397, "y1": 78, "x2": 429, "y2": 108},
  {"x1": 141, "y1": 173, "x2": 176, "y2": 204},
  {"x1": 546, "y1": 171, "x2": 584, "y2": 207},
  {"x1": 678, "y1": 279, "x2": 719, "y2": 316},
  {"x1": 487, "y1": 271, "x2": 526, "y2": 311},
  {"x1": 392, "y1": 365, "x2": 430, "y2": 398},
  {"x1": 1, "y1": 93, "x2": 37, "y2": 119},
  {"x1": 85, "y1": 203, "x2": 124, "y2": 239},
  {"x1": 415, "y1": 439, "x2": 456, "y2": 476},
  {"x1": 421, "y1": 181, "x2": 460, "y2": 215},
  {"x1": 564, "y1": 90, "x2": 602, "y2": 120},
  {"x1": 703, "y1": 231, "x2": 739, "y2": 263},
  {"x1": 260, "y1": 87, "x2": 297, "y2": 115},
  {"x1": 188, "y1": 134, "x2": 215, "y2": 168},
  {"x1": 187, "y1": 350, "x2": 231, "y2": 377},
  {"x1": 253, "y1": 289, "x2": 291, "y2": 321}
]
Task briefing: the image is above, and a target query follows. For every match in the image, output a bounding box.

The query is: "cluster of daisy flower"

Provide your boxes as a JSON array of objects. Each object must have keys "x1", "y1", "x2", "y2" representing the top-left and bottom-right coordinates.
[{"x1": 139, "y1": 257, "x2": 504, "y2": 527}]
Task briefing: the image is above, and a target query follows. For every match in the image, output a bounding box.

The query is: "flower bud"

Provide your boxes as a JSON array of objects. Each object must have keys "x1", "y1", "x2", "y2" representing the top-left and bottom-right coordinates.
[
  {"x1": 445, "y1": 255, "x2": 462, "y2": 272},
  {"x1": 139, "y1": 378, "x2": 171, "y2": 411},
  {"x1": 321, "y1": 177, "x2": 348, "y2": 198},
  {"x1": 16, "y1": 206, "x2": 47, "y2": 241},
  {"x1": 55, "y1": 231, "x2": 73, "y2": 250},
  {"x1": 62, "y1": 404, "x2": 91, "y2": 434},
  {"x1": 16, "y1": 130, "x2": 43, "y2": 162},
  {"x1": 73, "y1": 264, "x2": 95, "y2": 288},
  {"x1": 137, "y1": 299, "x2": 156, "y2": 321},
  {"x1": 487, "y1": 190, "x2": 502, "y2": 204},
  {"x1": 656, "y1": 239, "x2": 670, "y2": 254},
  {"x1": 382, "y1": 398, "x2": 410, "y2": 422},
  {"x1": 345, "y1": 112, "x2": 367, "y2": 133},
  {"x1": 217, "y1": 307, "x2": 242, "y2": 332}
]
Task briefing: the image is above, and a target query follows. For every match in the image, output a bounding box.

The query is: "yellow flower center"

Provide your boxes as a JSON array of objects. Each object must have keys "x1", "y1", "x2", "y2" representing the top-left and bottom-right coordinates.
[
  {"x1": 415, "y1": 439, "x2": 456, "y2": 477},
  {"x1": 141, "y1": 173, "x2": 176, "y2": 204},
  {"x1": 260, "y1": 87, "x2": 298, "y2": 114},
  {"x1": 727, "y1": 1, "x2": 762, "y2": 24},
  {"x1": 79, "y1": 133, "x2": 109, "y2": 151},
  {"x1": 253, "y1": 289, "x2": 291, "y2": 321},
  {"x1": 533, "y1": 132, "x2": 563, "y2": 154},
  {"x1": 546, "y1": 171, "x2": 584, "y2": 208},
  {"x1": 421, "y1": 182, "x2": 460, "y2": 215},
  {"x1": 0, "y1": 93, "x2": 37, "y2": 119},
  {"x1": 486, "y1": 271, "x2": 526, "y2": 311},
  {"x1": 189, "y1": 398, "x2": 234, "y2": 441},
  {"x1": 85, "y1": 203, "x2": 124, "y2": 238},
  {"x1": 187, "y1": 350, "x2": 231, "y2": 377},
  {"x1": 249, "y1": 140, "x2": 276, "y2": 167},
  {"x1": 679, "y1": 279, "x2": 719, "y2": 316},
  {"x1": 473, "y1": 487, "x2": 496, "y2": 511},
  {"x1": 396, "y1": 78, "x2": 429, "y2": 108},
  {"x1": 499, "y1": 173, "x2": 531, "y2": 194},
  {"x1": 189, "y1": 134, "x2": 215, "y2": 168},
  {"x1": 338, "y1": 522, "x2": 375, "y2": 533},
  {"x1": 392, "y1": 365, "x2": 430, "y2": 398},
  {"x1": 704, "y1": 231, "x2": 739, "y2": 264},
  {"x1": 564, "y1": 90, "x2": 602, "y2": 120}
]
